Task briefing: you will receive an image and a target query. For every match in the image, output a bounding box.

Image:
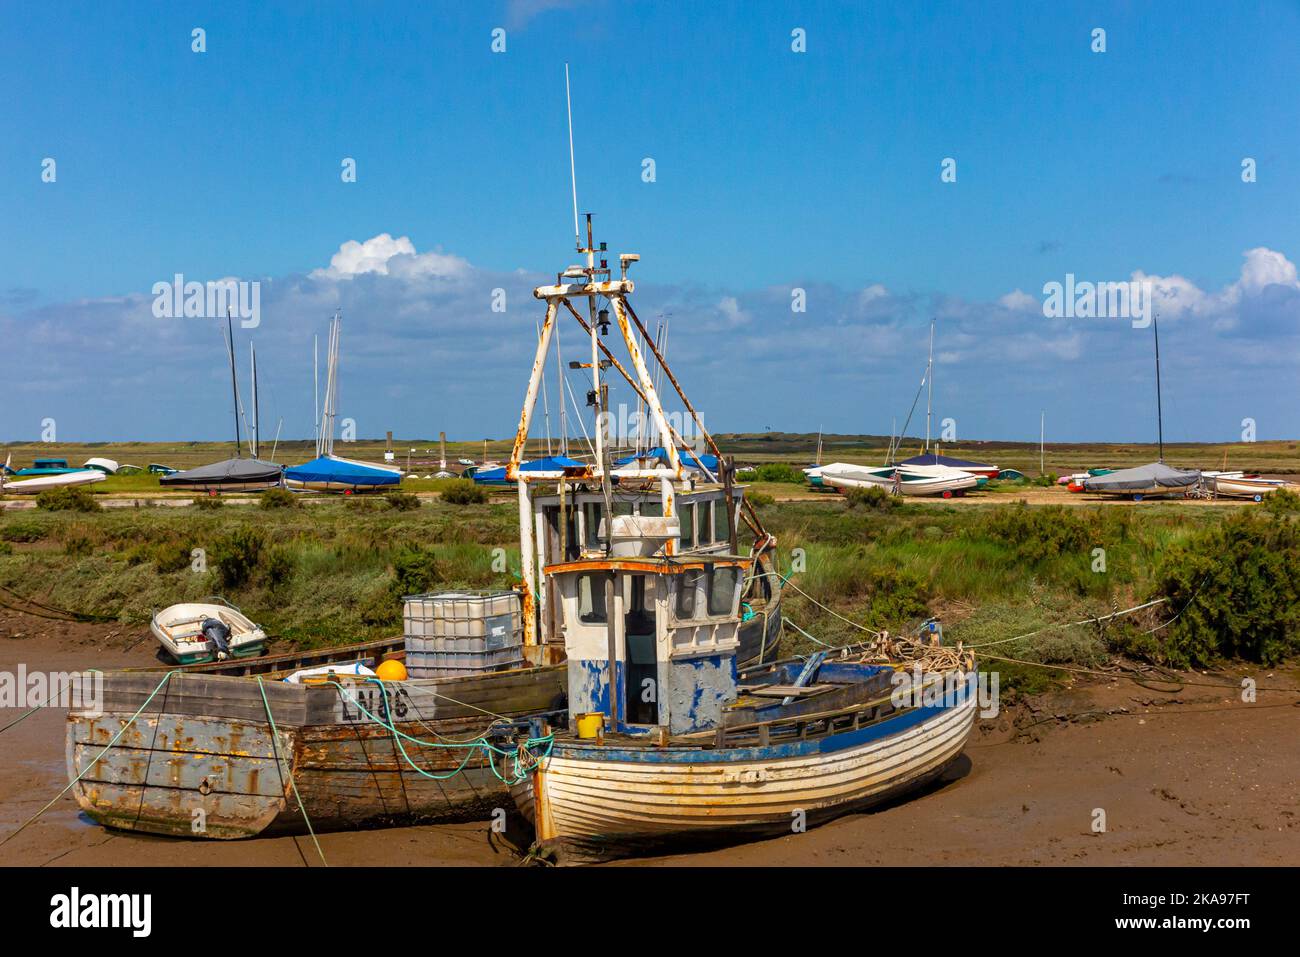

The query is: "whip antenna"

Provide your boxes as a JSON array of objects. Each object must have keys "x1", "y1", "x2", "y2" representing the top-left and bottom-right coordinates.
[{"x1": 565, "y1": 63, "x2": 580, "y2": 249}]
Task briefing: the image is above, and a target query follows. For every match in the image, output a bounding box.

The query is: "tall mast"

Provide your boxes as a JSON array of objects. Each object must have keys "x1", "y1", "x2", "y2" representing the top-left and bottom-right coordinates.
[
  {"x1": 226, "y1": 311, "x2": 241, "y2": 457},
  {"x1": 251, "y1": 342, "x2": 260, "y2": 459},
  {"x1": 925, "y1": 317, "x2": 935, "y2": 455},
  {"x1": 1040, "y1": 410, "x2": 1045, "y2": 475},
  {"x1": 313, "y1": 333, "x2": 320, "y2": 456},
  {"x1": 1153, "y1": 310, "x2": 1164, "y2": 463},
  {"x1": 565, "y1": 63, "x2": 580, "y2": 250}
]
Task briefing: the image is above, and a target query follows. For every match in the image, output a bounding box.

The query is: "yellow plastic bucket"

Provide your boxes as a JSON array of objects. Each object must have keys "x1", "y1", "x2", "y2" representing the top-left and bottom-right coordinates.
[{"x1": 576, "y1": 712, "x2": 605, "y2": 739}]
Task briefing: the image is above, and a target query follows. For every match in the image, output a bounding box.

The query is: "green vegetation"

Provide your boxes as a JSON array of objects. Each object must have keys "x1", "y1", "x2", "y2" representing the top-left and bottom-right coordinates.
[
  {"x1": 0, "y1": 488, "x2": 1295, "y2": 684},
  {"x1": 259, "y1": 488, "x2": 301, "y2": 509},
  {"x1": 440, "y1": 478, "x2": 489, "y2": 505},
  {"x1": 35, "y1": 486, "x2": 101, "y2": 512},
  {"x1": 843, "y1": 485, "x2": 898, "y2": 510}
]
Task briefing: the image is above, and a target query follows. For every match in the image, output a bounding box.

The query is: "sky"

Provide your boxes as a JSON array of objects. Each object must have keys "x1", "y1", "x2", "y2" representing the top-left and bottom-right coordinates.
[{"x1": 1, "y1": 0, "x2": 1298, "y2": 446}]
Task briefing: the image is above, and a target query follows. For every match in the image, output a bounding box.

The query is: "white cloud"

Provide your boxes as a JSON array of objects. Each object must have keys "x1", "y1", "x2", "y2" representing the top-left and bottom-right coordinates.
[
  {"x1": 312, "y1": 233, "x2": 470, "y2": 281},
  {"x1": 997, "y1": 289, "x2": 1038, "y2": 312}
]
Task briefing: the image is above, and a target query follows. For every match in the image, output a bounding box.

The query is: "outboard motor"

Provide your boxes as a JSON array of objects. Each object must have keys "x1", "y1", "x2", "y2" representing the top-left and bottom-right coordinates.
[{"x1": 200, "y1": 617, "x2": 232, "y2": 658}]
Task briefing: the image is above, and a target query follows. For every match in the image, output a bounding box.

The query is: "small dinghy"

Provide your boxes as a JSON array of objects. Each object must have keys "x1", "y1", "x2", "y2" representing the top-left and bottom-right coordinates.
[
  {"x1": 0, "y1": 469, "x2": 106, "y2": 495},
  {"x1": 150, "y1": 602, "x2": 268, "y2": 664}
]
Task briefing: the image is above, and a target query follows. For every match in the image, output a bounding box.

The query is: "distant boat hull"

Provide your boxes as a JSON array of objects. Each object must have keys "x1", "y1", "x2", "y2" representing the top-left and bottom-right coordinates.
[
  {"x1": 1213, "y1": 476, "x2": 1295, "y2": 500},
  {"x1": 1, "y1": 470, "x2": 106, "y2": 495},
  {"x1": 813, "y1": 462, "x2": 979, "y2": 497}
]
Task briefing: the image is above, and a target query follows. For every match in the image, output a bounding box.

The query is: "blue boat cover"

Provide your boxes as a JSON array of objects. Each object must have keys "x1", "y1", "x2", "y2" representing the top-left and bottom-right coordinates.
[
  {"x1": 285, "y1": 456, "x2": 401, "y2": 487},
  {"x1": 614, "y1": 446, "x2": 720, "y2": 472},
  {"x1": 472, "y1": 455, "x2": 584, "y2": 485}
]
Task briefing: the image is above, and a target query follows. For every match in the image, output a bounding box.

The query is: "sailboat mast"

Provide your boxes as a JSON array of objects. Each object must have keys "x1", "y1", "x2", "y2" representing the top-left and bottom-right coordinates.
[
  {"x1": 313, "y1": 333, "x2": 320, "y2": 456},
  {"x1": 925, "y1": 317, "x2": 935, "y2": 455},
  {"x1": 251, "y1": 343, "x2": 260, "y2": 459},
  {"x1": 1153, "y1": 311, "x2": 1164, "y2": 463},
  {"x1": 1040, "y1": 408, "x2": 1050, "y2": 475},
  {"x1": 226, "y1": 311, "x2": 241, "y2": 457}
]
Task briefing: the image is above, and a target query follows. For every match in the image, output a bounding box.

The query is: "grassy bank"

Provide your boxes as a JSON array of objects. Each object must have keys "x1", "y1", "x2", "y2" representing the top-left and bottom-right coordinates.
[{"x1": 2, "y1": 494, "x2": 1296, "y2": 685}]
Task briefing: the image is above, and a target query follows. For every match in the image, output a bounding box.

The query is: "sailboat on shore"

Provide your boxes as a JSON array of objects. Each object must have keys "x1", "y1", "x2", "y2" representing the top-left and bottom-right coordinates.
[
  {"x1": 159, "y1": 316, "x2": 284, "y2": 493},
  {"x1": 285, "y1": 312, "x2": 403, "y2": 493},
  {"x1": 812, "y1": 319, "x2": 983, "y2": 497},
  {"x1": 1083, "y1": 313, "x2": 1200, "y2": 500}
]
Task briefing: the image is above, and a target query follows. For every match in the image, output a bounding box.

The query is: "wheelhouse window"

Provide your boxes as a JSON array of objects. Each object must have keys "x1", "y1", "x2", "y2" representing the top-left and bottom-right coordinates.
[
  {"x1": 707, "y1": 566, "x2": 741, "y2": 617},
  {"x1": 577, "y1": 573, "x2": 607, "y2": 624},
  {"x1": 697, "y1": 501, "x2": 713, "y2": 545},
  {"x1": 583, "y1": 502, "x2": 603, "y2": 547},
  {"x1": 714, "y1": 498, "x2": 732, "y2": 543},
  {"x1": 679, "y1": 502, "x2": 696, "y2": 549},
  {"x1": 675, "y1": 570, "x2": 703, "y2": 619},
  {"x1": 640, "y1": 500, "x2": 664, "y2": 518}
]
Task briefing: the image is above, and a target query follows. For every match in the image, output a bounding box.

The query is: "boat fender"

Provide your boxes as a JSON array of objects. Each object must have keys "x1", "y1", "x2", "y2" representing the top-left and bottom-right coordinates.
[{"x1": 201, "y1": 617, "x2": 232, "y2": 656}]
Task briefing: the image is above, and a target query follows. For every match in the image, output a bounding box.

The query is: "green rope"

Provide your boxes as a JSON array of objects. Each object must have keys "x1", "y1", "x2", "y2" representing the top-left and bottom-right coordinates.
[
  {"x1": 255, "y1": 676, "x2": 327, "y2": 867},
  {"x1": 0, "y1": 669, "x2": 179, "y2": 848},
  {"x1": 329, "y1": 679, "x2": 553, "y2": 786}
]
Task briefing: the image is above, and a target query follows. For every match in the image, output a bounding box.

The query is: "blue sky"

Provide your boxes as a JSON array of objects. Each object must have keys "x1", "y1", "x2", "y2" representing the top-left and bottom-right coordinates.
[{"x1": 2, "y1": 0, "x2": 1298, "y2": 445}]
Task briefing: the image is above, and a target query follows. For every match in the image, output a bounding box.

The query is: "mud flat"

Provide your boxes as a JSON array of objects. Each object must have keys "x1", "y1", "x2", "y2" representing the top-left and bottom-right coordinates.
[{"x1": 2, "y1": 611, "x2": 1297, "y2": 867}]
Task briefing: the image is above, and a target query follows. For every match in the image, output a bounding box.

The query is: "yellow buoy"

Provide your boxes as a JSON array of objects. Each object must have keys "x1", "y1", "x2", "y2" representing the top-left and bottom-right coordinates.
[
  {"x1": 375, "y1": 659, "x2": 408, "y2": 681},
  {"x1": 575, "y1": 712, "x2": 605, "y2": 739}
]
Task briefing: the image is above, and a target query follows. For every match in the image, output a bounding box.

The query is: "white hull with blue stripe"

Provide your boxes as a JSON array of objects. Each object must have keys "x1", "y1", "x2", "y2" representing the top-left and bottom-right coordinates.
[{"x1": 514, "y1": 667, "x2": 978, "y2": 862}]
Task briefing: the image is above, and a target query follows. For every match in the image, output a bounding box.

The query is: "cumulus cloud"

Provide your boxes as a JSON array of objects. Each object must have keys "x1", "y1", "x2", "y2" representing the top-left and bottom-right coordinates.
[{"x1": 312, "y1": 233, "x2": 470, "y2": 281}]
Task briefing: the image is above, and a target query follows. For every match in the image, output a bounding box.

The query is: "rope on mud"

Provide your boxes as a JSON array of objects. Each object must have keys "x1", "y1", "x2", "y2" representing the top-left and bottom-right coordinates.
[
  {"x1": 255, "y1": 676, "x2": 327, "y2": 868},
  {"x1": 0, "y1": 669, "x2": 179, "y2": 848},
  {"x1": 977, "y1": 651, "x2": 1300, "y2": 694},
  {"x1": 0, "y1": 582, "x2": 119, "y2": 623}
]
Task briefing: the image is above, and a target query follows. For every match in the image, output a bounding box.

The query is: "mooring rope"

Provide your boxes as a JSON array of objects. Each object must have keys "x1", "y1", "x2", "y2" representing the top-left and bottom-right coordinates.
[
  {"x1": 255, "y1": 676, "x2": 327, "y2": 867},
  {"x1": 327, "y1": 679, "x2": 553, "y2": 787}
]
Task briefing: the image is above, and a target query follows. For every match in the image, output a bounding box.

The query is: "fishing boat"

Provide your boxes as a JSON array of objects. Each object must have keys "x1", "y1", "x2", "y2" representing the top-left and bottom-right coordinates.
[
  {"x1": 0, "y1": 468, "x2": 106, "y2": 495},
  {"x1": 150, "y1": 601, "x2": 269, "y2": 664},
  {"x1": 66, "y1": 642, "x2": 568, "y2": 838},
  {"x1": 1210, "y1": 474, "x2": 1296, "y2": 502},
  {"x1": 494, "y1": 207, "x2": 965, "y2": 861}
]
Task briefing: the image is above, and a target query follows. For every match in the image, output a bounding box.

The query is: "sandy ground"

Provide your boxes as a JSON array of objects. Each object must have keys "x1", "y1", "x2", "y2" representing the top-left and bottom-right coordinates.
[{"x1": 2, "y1": 610, "x2": 1297, "y2": 867}]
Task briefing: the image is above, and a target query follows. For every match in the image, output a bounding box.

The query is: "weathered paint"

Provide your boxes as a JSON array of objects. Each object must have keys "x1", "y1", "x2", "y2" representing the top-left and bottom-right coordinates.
[{"x1": 666, "y1": 653, "x2": 737, "y2": 734}]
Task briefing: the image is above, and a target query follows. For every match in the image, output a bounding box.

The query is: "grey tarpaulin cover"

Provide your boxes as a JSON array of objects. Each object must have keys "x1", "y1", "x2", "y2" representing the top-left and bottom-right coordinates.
[
  {"x1": 1082, "y1": 462, "x2": 1201, "y2": 492},
  {"x1": 159, "y1": 457, "x2": 283, "y2": 486}
]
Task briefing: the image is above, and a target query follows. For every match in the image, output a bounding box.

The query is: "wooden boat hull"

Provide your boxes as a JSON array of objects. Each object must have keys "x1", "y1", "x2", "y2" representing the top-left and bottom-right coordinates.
[
  {"x1": 513, "y1": 680, "x2": 977, "y2": 863},
  {"x1": 67, "y1": 664, "x2": 567, "y2": 839}
]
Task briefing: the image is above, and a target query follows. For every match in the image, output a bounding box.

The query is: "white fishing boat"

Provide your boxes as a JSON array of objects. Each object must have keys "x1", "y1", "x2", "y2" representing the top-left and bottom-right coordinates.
[
  {"x1": 0, "y1": 469, "x2": 106, "y2": 495},
  {"x1": 150, "y1": 602, "x2": 269, "y2": 664},
  {"x1": 1211, "y1": 474, "x2": 1296, "y2": 502},
  {"x1": 499, "y1": 200, "x2": 968, "y2": 861}
]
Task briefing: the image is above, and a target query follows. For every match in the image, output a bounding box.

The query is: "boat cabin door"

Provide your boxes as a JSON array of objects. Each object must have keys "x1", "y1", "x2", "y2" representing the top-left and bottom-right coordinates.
[{"x1": 622, "y1": 574, "x2": 659, "y2": 727}]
